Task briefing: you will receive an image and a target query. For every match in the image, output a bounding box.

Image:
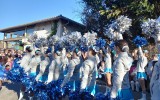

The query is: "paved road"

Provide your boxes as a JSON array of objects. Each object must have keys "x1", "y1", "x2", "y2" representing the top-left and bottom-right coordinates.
[{"x1": 0, "y1": 81, "x2": 151, "y2": 100}]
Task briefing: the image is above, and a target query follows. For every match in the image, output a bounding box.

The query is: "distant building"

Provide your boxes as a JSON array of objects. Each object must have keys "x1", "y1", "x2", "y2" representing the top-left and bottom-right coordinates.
[
  {"x1": 0, "y1": 40, "x2": 3, "y2": 49},
  {"x1": 0, "y1": 15, "x2": 85, "y2": 50}
]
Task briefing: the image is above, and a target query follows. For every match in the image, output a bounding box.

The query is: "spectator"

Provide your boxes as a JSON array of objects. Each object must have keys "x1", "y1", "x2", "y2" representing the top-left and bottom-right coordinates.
[{"x1": 146, "y1": 54, "x2": 158, "y2": 79}]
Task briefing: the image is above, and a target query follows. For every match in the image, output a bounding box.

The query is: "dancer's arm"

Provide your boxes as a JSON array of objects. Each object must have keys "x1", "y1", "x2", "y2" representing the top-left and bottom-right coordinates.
[
  {"x1": 61, "y1": 60, "x2": 76, "y2": 87},
  {"x1": 110, "y1": 60, "x2": 124, "y2": 98}
]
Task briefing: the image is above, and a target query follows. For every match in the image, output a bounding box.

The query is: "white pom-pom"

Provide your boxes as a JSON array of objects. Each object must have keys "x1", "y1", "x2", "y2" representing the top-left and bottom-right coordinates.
[
  {"x1": 141, "y1": 17, "x2": 160, "y2": 38},
  {"x1": 48, "y1": 35, "x2": 59, "y2": 46},
  {"x1": 105, "y1": 15, "x2": 132, "y2": 40},
  {"x1": 28, "y1": 33, "x2": 37, "y2": 43},
  {"x1": 83, "y1": 31, "x2": 97, "y2": 46},
  {"x1": 35, "y1": 38, "x2": 48, "y2": 48}
]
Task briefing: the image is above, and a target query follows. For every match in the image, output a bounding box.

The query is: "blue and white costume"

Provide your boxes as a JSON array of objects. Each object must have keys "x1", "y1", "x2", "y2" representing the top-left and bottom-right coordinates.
[
  {"x1": 36, "y1": 56, "x2": 50, "y2": 82},
  {"x1": 29, "y1": 55, "x2": 41, "y2": 77},
  {"x1": 146, "y1": 59, "x2": 158, "y2": 79},
  {"x1": 61, "y1": 48, "x2": 69, "y2": 76},
  {"x1": 80, "y1": 56, "x2": 97, "y2": 93},
  {"x1": 150, "y1": 57, "x2": 160, "y2": 100},
  {"x1": 20, "y1": 52, "x2": 32, "y2": 73},
  {"x1": 61, "y1": 56, "x2": 81, "y2": 89},
  {"x1": 104, "y1": 53, "x2": 112, "y2": 73},
  {"x1": 110, "y1": 52, "x2": 133, "y2": 100},
  {"x1": 136, "y1": 47, "x2": 148, "y2": 80},
  {"x1": 47, "y1": 55, "x2": 63, "y2": 83}
]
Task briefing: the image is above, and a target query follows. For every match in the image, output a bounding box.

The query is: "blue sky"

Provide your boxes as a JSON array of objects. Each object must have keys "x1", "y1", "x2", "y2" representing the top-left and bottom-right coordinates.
[{"x1": 0, "y1": 0, "x2": 83, "y2": 40}]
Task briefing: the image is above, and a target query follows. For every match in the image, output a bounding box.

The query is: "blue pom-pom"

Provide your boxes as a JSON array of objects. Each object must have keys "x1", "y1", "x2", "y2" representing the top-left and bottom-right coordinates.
[
  {"x1": 69, "y1": 90, "x2": 81, "y2": 100},
  {"x1": 0, "y1": 64, "x2": 6, "y2": 80},
  {"x1": 21, "y1": 77, "x2": 36, "y2": 92},
  {"x1": 46, "y1": 81, "x2": 57, "y2": 99},
  {"x1": 133, "y1": 36, "x2": 148, "y2": 47},
  {"x1": 36, "y1": 91, "x2": 48, "y2": 100},
  {"x1": 54, "y1": 43, "x2": 63, "y2": 52},
  {"x1": 96, "y1": 38, "x2": 106, "y2": 48},
  {"x1": 109, "y1": 42, "x2": 115, "y2": 50},
  {"x1": 66, "y1": 45, "x2": 75, "y2": 52},
  {"x1": 46, "y1": 80, "x2": 65, "y2": 99},
  {"x1": 63, "y1": 84, "x2": 72, "y2": 96},
  {"x1": 7, "y1": 62, "x2": 27, "y2": 82},
  {"x1": 95, "y1": 92, "x2": 106, "y2": 100},
  {"x1": 34, "y1": 82, "x2": 49, "y2": 100},
  {"x1": 80, "y1": 91, "x2": 94, "y2": 100}
]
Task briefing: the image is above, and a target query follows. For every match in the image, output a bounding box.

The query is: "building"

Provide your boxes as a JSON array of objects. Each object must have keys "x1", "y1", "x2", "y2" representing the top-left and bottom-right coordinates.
[
  {"x1": 0, "y1": 15, "x2": 85, "y2": 50},
  {"x1": 0, "y1": 40, "x2": 3, "y2": 49}
]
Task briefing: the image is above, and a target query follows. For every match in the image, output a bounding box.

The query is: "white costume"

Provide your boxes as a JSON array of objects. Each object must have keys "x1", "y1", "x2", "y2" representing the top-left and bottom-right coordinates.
[
  {"x1": 19, "y1": 52, "x2": 33, "y2": 100},
  {"x1": 80, "y1": 56, "x2": 97, "y2": 93},
  {"x1": 47, "y1": 55, "x2": 63, "y2": 83},
  {"x1": 20, "y1": 53, "x2": 32, "y2": 73},
  {"x1": 136, "y1": 47, "x2": 148, "y2": 79},
  {"x1": 61, "y1": 56, "x2": 81, "y2": 88},
  {"x1": 29, "y1": 55, "x2": 41, "y2": 76},
  {"x1": 61, "y1": 52, "x2": 69, "y2": 76},
  {"x1": 150, "y1": 58, "x2": 160, "y2": 100},
  {"x1": 110, "y1": 52, "x2": 133, "y2": 99},
  {"x1": 36, "y1": 56, "x2": 50, "y2": 81},
  {"x1": 146, "y1": 60, "x2": 158, "y2": 79},
  {"x1": 104, "y1": 53, "x2": 112, "y2": 73}
]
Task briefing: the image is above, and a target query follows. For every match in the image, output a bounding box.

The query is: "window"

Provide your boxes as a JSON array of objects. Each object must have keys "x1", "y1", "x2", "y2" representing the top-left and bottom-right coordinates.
[
  {"x1": 27, "y1": 28, "x2": 34, "y2": 35},
  {"x1": 6, "y1": 34, "x2": 11, "y2": 39},
  {"x1": 12, "y1": 34, "x2": 17, "y2": 38},
  {"x1": 15, "y1": 30, "x2": 25, "y2": 37}
]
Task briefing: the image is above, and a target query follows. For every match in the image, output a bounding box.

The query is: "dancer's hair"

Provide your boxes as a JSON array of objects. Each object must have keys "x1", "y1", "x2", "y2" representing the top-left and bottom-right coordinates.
[
  {"x1": 26, "y1": 46, "x2": 32, "y2": 53},
  {"x1": 115, "y1": 40, "x2": 129, "y2": 52},
  {"x1": 89, "y1": 47, "x2": 97, "y2": 56},
  {"x1": 73, "y1": 48, "x2": 81, "y2": 56}
]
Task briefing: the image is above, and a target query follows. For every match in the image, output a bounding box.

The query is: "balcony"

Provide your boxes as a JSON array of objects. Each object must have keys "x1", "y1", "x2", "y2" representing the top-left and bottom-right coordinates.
[{"x1": 3, "y1": 37, "x2": 25, "y2": 42}]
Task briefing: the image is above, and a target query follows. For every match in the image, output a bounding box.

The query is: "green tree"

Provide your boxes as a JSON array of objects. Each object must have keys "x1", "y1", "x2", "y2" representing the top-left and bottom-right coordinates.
[
  {"x1": 81, "y1": 0, "x2": 160, "y2": 42},
  {"x1": 47, "y1": 22, "x2": 57, "y2": 39}
]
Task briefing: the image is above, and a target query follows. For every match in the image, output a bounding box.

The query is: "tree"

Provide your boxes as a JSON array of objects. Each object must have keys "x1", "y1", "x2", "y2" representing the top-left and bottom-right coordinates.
[{"x1": 81, "y1": 0, "x2": 160, "y2": 43}]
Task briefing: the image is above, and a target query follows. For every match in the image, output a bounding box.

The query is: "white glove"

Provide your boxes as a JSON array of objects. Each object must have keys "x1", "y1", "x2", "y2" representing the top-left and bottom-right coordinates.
[
  {"x1": 44, "y1": 81, "x2": 48, "y2": 84},
  {"x1": 35, "y1": 77, "x2": 39, "y2": 81}
]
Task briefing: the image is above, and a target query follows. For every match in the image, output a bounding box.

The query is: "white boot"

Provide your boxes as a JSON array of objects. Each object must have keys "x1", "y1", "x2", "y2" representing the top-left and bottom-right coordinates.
[
  {"x1": 19, "y1": 90, "x2": 24, "y2": 100},
  {"x1": 135, "y1": 81, "x2": 140, "y2": 92},
  {"x1": 130, "y1": 81, "x2": 135, "y2": 91},
  {"x1": 138, "y1": 93, "x2": 146, "y2": 100}
]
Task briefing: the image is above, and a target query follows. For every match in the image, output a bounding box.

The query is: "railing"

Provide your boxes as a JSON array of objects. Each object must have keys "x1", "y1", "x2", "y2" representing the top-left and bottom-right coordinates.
[{"x1": 3, "y1": 37, "x2": 25, "y2": 42}]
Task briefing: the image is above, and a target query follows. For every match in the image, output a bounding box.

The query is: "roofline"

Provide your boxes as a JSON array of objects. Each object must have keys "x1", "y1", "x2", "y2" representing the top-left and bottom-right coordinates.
[{"x1": 0, "y1": 15, "x2": 85, "y2": 33}]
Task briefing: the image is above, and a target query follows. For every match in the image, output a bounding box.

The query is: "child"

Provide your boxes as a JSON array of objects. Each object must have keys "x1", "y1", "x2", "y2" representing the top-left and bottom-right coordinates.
[
  {"x1": 61, "y1": 48, "x2": 82, "y2": 90},
  {"x1": 136, "y1": 47, "x2": 148, "y2": 100},
  {"x1": 80, "y1": 46, "x2": 98, "y2": 95},
  {"x1": 110, "y1": 40, "x2": 133, "y2": 100}
]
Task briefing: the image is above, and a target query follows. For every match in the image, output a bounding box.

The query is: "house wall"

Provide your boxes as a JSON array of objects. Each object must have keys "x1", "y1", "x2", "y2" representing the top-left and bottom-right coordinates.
[
  {"x1": 56, "y1": 20, "x2": 63, "y2": 37},
  {"x1": 56, "y1": 20, "x2": 85, "y2": 36},
  {"x1": 2, "y1": 20, "x2": 85, "y2": 50},
  {"x1": 61, "y1": 21, "x2": 85, "y2": 35},
  {"x1": 34, "y1": 22, "x2": 52, "y2": 38}
]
